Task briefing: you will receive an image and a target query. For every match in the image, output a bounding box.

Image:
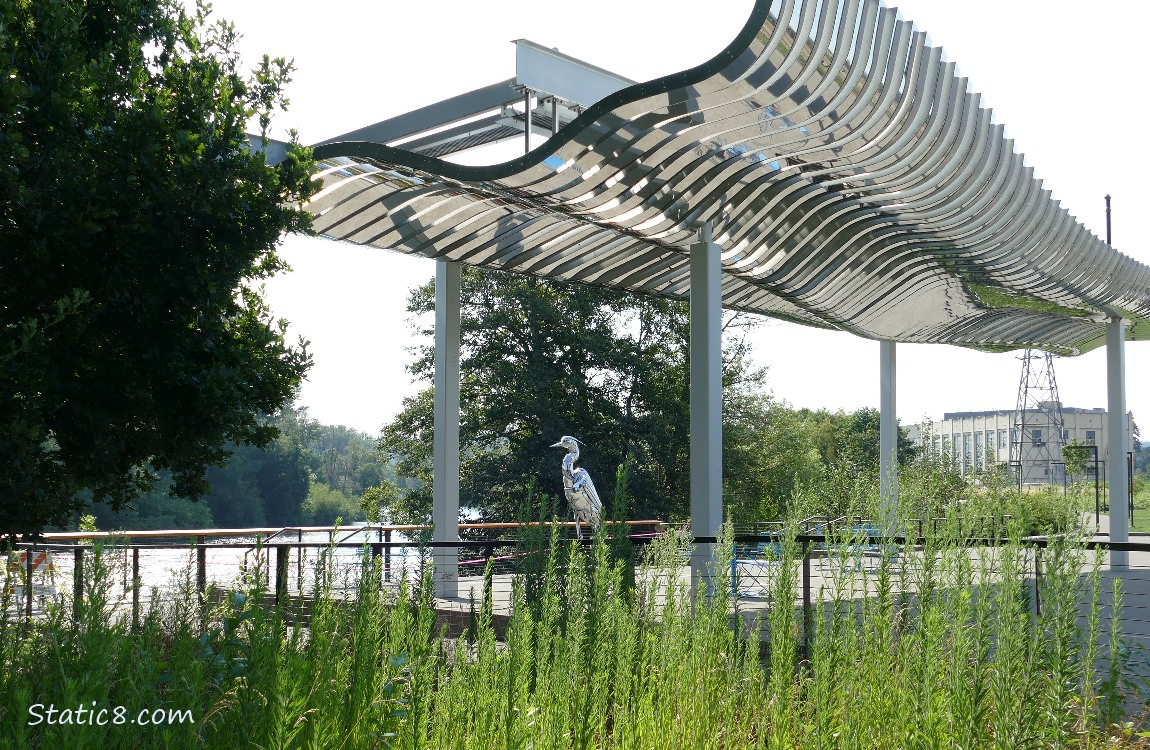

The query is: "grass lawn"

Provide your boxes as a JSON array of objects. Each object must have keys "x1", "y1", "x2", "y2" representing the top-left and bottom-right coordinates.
[{"x1": 1070, "y1": 481, "x2": 1150, "y2": 533}]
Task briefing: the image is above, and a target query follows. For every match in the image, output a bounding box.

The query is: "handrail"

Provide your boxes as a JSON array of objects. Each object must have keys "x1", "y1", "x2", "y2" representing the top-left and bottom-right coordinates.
[
  {"x1": 19, "y1": 519, "x2": 666, "y2": 543},
  {"x1": 11, "y1": 523, "x2": 1138, "y2": 645}
]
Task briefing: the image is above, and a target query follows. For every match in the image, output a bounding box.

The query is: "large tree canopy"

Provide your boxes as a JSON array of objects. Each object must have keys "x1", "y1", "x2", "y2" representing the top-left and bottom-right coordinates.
[
  {"x1": 377, "y1": 268, "x2": 920, "y2": 527},
  {"x1": 380, "y1": 266, "x2": 767, "y2": 526},
  {"x1": 0, "y1": 0, "x2": 315, "y2": 537}
]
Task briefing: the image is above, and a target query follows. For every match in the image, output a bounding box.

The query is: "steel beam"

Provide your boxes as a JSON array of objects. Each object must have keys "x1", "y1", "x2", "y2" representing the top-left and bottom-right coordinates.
[
  {"x1": 1107, "y1": 316, "x2": 1129, "y2": 568},
  {"x1": 433, "y1": 259, "x2": 461, "y2": 596},
  {"x1": 317, "y1": 79, "x2": 518, "y2": 147},
  {"x1": 690, "y1": 223, "x2": 723, "y2": 597},
  {"x1": 879, "y1": 340, "x2": 898, "y2": 529},
  {"x1": 523, "y1": 89, "x2": 532, "y2": 154},
  {"x1": 244, "y1": 134, "x2": 290, "y2": 166},
  {"x1": 514, "y1": 39, "x2": 635, "y2": 108}
]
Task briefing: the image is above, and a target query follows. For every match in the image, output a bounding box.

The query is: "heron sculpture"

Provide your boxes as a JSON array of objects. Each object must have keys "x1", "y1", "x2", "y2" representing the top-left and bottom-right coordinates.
[{"x1": 550, "y1": 436, "x2": 602, "y2": 540}]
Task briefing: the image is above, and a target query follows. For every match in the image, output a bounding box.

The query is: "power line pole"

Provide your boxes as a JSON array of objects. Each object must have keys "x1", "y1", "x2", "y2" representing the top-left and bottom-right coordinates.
[{"x1": 1010, "y1": 350, "x2": 1066, "y2": 487}]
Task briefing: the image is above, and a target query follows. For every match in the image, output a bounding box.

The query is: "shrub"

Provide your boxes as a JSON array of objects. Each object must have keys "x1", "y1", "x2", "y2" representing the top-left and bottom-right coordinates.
[{"x1": 302, "y1": 481, "x2": 364, "y2": 525}]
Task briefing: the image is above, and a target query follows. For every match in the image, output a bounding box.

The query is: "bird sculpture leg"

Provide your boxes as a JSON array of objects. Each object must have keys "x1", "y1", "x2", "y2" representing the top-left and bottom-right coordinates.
[{"x1": 574, "y1": 516, "x2": 583, "y2": 541}]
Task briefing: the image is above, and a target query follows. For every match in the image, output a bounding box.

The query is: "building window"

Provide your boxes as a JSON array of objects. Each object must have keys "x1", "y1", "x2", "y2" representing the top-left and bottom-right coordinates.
[
  {"x1": 974, "y1": 432, "x2": 984, "y2": 470},
  {"x1": 1086, "y1": 430, "x2": 1096, "y2": 445},
  {"x1": 1063, "y1": 429, "x2": 1070, "y2": 442},
  {"x1": 963, "y1": 433, "x2": 973, "y2": 473},
  {"x1": 1032, "y1": 428, "x2": 1043, "y2": 447},
  {"x1": 999, "y1": 429, "x2": 1008, "y2": 450}
]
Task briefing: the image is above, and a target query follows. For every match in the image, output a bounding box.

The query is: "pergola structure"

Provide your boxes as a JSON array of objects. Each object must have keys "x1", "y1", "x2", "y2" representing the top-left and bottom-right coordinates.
[{"x1": 302, "y1": 0, "x2": 1150, "y2": 590}]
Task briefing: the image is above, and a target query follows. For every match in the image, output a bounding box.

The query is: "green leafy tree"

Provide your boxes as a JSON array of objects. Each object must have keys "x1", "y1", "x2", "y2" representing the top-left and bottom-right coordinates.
[
  {"x1": 87, "y1": 476, "x2": 215, "y2": 531},
  {"x1": 360, "y1": 478, "x2": 401, "y2": 523},
  {"x1": 380, "y1": 267, "x2": 765, "y2": 526},
  {"x1": 82, "y1": 407, "x2": 314, "y2": 531},
  {"x1": 795, "y1": 407, "x2": 916, "y2": 471},
  {"x1": 0, "y1": 0, "x2": 315, "y2": 537},
  {"x1": 723, "y1": 392, "x2": 823, "y2": 521},
  {"x1": 313, "y1": 424, "x2": 387, "y2": 496},
  {"x1": 270, "y1": 403, "x2": 392, "y2": 499},
  {"x1": 897, "y1": 422, "x2": 968, "y2": 523},
  {"x1": 196, "y1": 410, "x2": 312, "y2": 528},
  {"x1": 1062, "y1": 441, "x2": 1094, "y2": 481},
  {"x1": 1135, "y1": 445, "x2": 1150, "y2": 476},
  {"x1": 253, "y1": 431, "x2": 311, "y2": 526},
  {"x1": 202, "y1": 445, "x2": 269, "y2": 528},
  {"x1": 302, "y1": 481, "x2": 364, "y2": 526},
  {"x1": 747, "y1": 407, "x2": 916, "y2": 521}
]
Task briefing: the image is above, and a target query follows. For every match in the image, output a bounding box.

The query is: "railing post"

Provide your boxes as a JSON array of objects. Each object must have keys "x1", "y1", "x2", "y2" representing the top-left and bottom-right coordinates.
[
  {"x1": 1094, "y1": 445, "x2": 1101, "y2": 527},
  {"x1": 196, "y1": 536, "x2": 206, "y2": 627},
  {"x1": 384, "y1": 529, "x2": 393, "y2": 583},
  {"x1": 1129, "y1": 451, "x2": 1135, "y2": 525},
  {"x1": 196, "y1": 536, "x2": 206, "y2": 595},
  {"x1": 196, "y1": 536, "x2": 208, "y2": 611},
  {"x1": 132, "y1": 547, "x2": 140, "y2": 630},
  {"x1": 802, "y1": 537, "x2": 812, "y2": 658},
  {"x1": 324, "y1": 531, "x2": 333, "y2": 590},
  {"x1": 1096, "y1": 481, "x2": 1100, "y2": 527},
  {"x1": 483, "y1": 545, "x2": 496, "y2": 607},
  {"x1": 1034, "y1": 546, "x2": 1042, "y2": 618},
  {"x1": 297, "y1": 529, "x2": 303, "y2": 592},
  {"x1": 319, "y1": 548, "x2": 328, "y2": 591},
  {"x1": 275, "y1": 545, "x2": 288, "y2": 606},
  {"x1": 73, "y1": 547, "x2": 83, "y2": 621},
  {"x1": 483, "y1": 543, "x2": 495, "y2": 622},
  {"x1": 25, "y1": 545, "x2": 34, "y2": 620}
]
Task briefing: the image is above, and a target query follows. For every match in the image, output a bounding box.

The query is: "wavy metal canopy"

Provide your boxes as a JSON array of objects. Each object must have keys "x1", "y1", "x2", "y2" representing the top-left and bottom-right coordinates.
[{"x1": 309, "y1": 0, "x2": 1150, "y2": 355}]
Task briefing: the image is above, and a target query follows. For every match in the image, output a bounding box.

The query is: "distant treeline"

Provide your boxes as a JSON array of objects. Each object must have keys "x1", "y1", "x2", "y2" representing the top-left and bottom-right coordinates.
[{"x1": 83, "y1": 404, "x2": 400, "y2": 531}]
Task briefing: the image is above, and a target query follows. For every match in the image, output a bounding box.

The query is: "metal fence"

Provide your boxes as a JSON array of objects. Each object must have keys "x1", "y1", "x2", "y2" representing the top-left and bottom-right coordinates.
[
  {"x1": 1, "y1": 521, "x2": 664, "y2": 626},
  {"x1": 6, "y1": 519, "x2": 1149, "y2": 660}
]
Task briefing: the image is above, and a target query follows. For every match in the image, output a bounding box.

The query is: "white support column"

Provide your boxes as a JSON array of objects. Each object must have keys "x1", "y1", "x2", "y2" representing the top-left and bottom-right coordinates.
[
  {"x1": 879, "y1": 340, "x2": 898, "y2": 531},
  {"x1": 690, "y1": 223, "x2": 723, "y2": 596},
  {"x1": 1107, "y1": 316, "x2": 1129, "y2": 568},
  {"x1": 433, "y1": 259, "x2": 461, "y2": 596}
]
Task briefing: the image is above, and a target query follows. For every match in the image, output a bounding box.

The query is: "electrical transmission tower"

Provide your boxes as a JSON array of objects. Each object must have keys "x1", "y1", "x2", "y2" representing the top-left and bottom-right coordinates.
[{"x1": 1009, "y1": 350, "x2": 1066, "y2": 485}]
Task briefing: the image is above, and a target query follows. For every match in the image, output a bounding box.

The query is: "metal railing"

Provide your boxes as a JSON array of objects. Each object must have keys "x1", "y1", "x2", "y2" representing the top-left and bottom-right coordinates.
[
  {"x1": 8, "y1": 518, "x2": 1148, "y2": 658},
  {"x1": 2, "y1": 521, "x2": 665, "y2": 625}
]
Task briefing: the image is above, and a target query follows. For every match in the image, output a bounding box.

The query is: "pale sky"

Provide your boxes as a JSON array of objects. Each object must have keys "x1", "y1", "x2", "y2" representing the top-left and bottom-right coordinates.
[{"x1": 216, "y1": 0, "x2": 1149, "y2": 435}]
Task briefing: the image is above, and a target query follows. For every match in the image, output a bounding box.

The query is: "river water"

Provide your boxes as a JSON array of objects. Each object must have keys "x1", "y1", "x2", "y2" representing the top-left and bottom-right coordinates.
[{"x1": 5, "y1": 528, "x2": 428, "y2": 617}]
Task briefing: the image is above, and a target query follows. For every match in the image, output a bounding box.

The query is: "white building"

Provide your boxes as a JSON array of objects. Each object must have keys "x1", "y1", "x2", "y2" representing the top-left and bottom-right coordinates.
[{"x1": 912, "y1": 404, "x2": 1134, "y2": 483}]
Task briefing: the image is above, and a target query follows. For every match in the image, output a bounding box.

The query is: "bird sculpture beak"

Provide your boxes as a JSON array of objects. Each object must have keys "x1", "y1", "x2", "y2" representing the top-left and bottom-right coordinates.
[{"x1": 550, "y1": 442, "x2": 564, "y2": 448}]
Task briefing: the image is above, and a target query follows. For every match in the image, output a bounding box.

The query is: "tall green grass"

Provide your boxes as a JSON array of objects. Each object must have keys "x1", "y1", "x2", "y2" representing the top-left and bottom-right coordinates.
[{"x1": 0, "y1": 526, "x2": 1145, "y2": 748}]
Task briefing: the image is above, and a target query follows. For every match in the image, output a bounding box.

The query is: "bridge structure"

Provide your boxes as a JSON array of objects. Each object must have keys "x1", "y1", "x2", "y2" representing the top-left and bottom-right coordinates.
[{"x1": 264, "y1": 0, "x2": 1150, "y2": 592}]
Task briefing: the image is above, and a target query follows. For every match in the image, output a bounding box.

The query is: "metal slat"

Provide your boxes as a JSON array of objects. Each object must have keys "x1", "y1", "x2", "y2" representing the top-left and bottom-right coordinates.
[{"x1": 310, "y1": 0, "x2": 1150, "y2": 354}]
